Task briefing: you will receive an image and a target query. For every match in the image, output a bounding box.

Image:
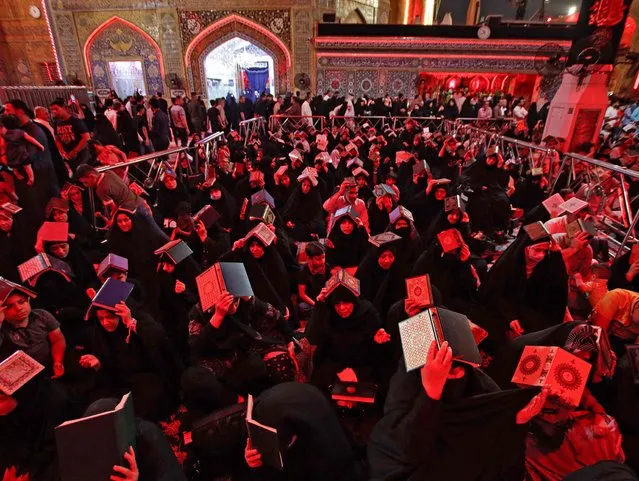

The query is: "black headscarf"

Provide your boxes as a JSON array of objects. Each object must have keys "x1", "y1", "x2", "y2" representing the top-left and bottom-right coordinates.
[
  {"x1": 478, "y1": 231, "x2": 568, "y2": 340},
  {"x1": 326, "y1": 216, "x2": 369, "y2": 269},
  {"x1": 356, "y1": 241, "x2": 405, "y2": 317},
  {"x1": 280, "y1": 182, "x2": 325, "y2": 239},
  {"x1": 368, "y1": 360, "x2": 537, "y2": 481},
  {"x1": 220, "y1": 237, "x2": 289, "y2": 313},
  {"x1": 251, "y1": 383, "x2": 359, "y2": 481},
  {"x1": 157, "y1": 178, "x2": 191, "y2": 220}
]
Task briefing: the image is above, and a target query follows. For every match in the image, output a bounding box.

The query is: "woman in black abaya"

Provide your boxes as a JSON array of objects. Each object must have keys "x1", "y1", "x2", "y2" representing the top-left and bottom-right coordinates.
[
  {"x1": 83, "y1": 302, "x2": 184, "y2": 421},
  {"x1": 0, "y1": 207, "x2": 35, "y2": 282},
  {"x1": 326, "y1": 213, "x2": 369, "y2": 270},
  {"x1": 411, "y1": 233, "x2": 479, "y2": 313},
  {"x1": 157, "y1": 170, "x2": 191, "y2": 221},
  {"x1": 244, "y1": 382, "x2": 360, "y2": 481},
  {"x1": 368, "y1": 190, "x2": 396, "y2": 236},
  {"x1": 221, "y1": 230, "x2": 290, "y2": 314},
  {"x1": 387, "y1": 208, "x2": 424, "y2": 280},
  {"x1": 195, "y1": 180, "x2": 237, "y2": 232},
  {"x1": 280, "y1": 176, "x2": 326, "y2": 241},
  {"x1": 305, "y1": 281, "x2": 384, "y2": 391},
  {"x1": 356, "y1": 234, "x2": 405, "y2": 318},
  {"x1": 409, "y1": 181, "x2": 448, "y2": 240},
  {"x1": 478, "y1": 232, "x2": 568, "y2": 346},
  {"x1": 459, "y1": 149, "x2": 511, "y2": 236},
  {"x1": 106, "y1": 208, "x2": 167, "y2": 317},
  {"x1": 368, "y1": 357, "x2": 537, "y2": 481}
]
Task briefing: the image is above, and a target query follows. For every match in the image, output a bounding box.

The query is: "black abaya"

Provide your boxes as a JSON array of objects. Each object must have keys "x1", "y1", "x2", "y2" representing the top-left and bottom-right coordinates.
[{"x1": 368, "y1": 360, "x2": 537, "y2": 481}]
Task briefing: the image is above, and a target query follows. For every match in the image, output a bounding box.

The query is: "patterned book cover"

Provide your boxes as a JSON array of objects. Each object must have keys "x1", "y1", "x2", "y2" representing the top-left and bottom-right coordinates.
[
  {"x1": 512, "y1": 345, "x2": 591, "y2": 407},
  {"x1": 405, "y1": 274, "x2": 434, "y2": 308},
  {"x1": 196, "y1": 264, "x2": 224, "y2": 313},
  {"x1": 399, "y1": 311, "x2": 437, "y2": 371},
  {"x1": 0, "y1": 350, "x2": 44, "y2": 395},
  {"x1": 18, "y1": 254, "x2": 50, "y2": 283}
]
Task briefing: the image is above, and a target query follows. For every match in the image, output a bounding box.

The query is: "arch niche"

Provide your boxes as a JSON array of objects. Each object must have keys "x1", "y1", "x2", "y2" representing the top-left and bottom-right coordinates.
[
  {"x1": 185, "y1": 15, "x2": 291, "y2": 96},
  {"x1": 84, "y1": 17, "x2": 165, "y2": 96}
]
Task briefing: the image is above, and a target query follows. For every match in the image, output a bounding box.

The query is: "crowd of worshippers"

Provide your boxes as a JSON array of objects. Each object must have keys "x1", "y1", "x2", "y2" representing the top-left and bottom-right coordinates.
[{"x1": 2, "y1": 94, "x2": 639, "y2": 481}]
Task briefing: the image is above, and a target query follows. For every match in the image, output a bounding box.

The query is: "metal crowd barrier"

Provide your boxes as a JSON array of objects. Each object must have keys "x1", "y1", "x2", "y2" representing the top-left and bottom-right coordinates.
[
  {"x1": 331, "y1": 116, "x2": 388, "y2": 131},
  {"x1": 453, "y1": 122, "x2": 639, "y2": 257},
  {"x1": 392, "y1": 116, "x2": 450, "y2": 133},
  {"x1": 269, "y1": 115, "x2": 325, "y2": 133},
  {"x1": 455, "y1": 117, "x2": 516, "y2": 132},
  {"x1": 89, "y1": 132, "x2": 225, "y2": 226},
  {"x1": 239, "y1": 117, "x2": 266, "y2": 146}
]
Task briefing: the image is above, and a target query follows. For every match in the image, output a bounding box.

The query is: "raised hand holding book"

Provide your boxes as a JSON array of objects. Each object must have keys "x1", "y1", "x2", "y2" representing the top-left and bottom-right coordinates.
[{"x1": 246, "y1": 394, "x2": 283, "y2": 470}]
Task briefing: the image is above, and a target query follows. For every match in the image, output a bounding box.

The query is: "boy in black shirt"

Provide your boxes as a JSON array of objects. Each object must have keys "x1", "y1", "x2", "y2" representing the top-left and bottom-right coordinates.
[{"x1": 297, "y1": 242, "x2": 331, "y2": 325}]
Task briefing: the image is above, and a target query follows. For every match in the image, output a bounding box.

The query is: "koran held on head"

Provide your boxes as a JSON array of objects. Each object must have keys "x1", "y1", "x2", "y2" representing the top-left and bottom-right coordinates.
[
  {"x1": 37, "y1": 221, "x2": 69, "y2": 244},
  {"x1": 368, "y1": 232, "x2": 402, "y2": 248},
  {"x1": 511, "y1": 345, "x2": 591, "y2": 407},
  {"x1": 399, "y1": 307, "x2": 482, "y2": 372},
  {"x1": 373, "y1": 184, "x2": 395, "y2": 198},
  {"x1": 18, "y1": 253, "x2": 74, "y2": 286},
  {"x1": 542, "y1": 193, "x2": 565, "y2": 217},
  {"x1": 251, "y1": 189, "x2": 276, "y2": 210},
  {"x1": 0, "y1": 276, "x2": 37, "y2": 305},
  {"x1": 444, "y1": 195, "x2": 465, "y2": 213},
  {"x1": 55, "y1": 392, "x2": 136, "y2": 481},
  {"x1": 558, "y1": 197, "x2": 588, "y2": 215},
  {"x1": 196, "y1": 262, "x2": 254, "y2": 313},
  {"x1": 389, "y1": 205, "x2": 414, "y2": 225},
  {"x1": 244, "y1": 222, "x2": 276, "y2": 247},
  {"x1": 154, "y1": 239, "x2": 193, "y2": 265},
  {"x1": 85, "y1": 278, "x2": 135, "y2": 320},
  {"x1": 248, "y1": 204, "x2": 276, "y2": 225},
  {"x1": 193, "y1": 204, "x2": 222, "y2": 229},
  {"x1": 324, "y1": 268, "x2": 360, "y2": 297},
  {"x1": 97, "y1": 253, "x2": 129, "y2": 279}
]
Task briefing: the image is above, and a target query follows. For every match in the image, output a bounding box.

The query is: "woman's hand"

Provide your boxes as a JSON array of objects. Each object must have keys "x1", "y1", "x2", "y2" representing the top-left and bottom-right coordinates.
[
  {"x1": 420, "y1": 341, "x2": 453, "y2": 400},
  {"x1": 2, "y1": 467, "x2": 29, "y2": 481},
  {"x1": 232, "y1": 238, "x2": 246, "y2": 251},
  {"x1": 115, "y1": 302, "x2": 134, "y2": 329},
  {"x1": 111, "y1": 447, "x2": 139, "y2": 481},
  {"x1": 374, "y1": 328, "x2": 391, "y2": 344},
  {"x1": 516, "y1": 388, "x2": 549, "y2": 425},
  {"x1": 194, "y1": 220, "x2": 208, "y2": 242},
  {"x1": 175, "y1": 280, "x2": 186, "y2": 294},
  {"x1": 244, "y1": 439, "x2": 263, "y2": 469},
  {"x1": 79, "y1": 354, "x2": 101, "y2": 370}
]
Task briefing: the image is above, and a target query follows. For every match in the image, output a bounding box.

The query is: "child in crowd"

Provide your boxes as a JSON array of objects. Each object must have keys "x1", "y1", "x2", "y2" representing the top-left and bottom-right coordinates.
[{"x1": 0, "y1": 114, "x2": 43, "y2": 186}]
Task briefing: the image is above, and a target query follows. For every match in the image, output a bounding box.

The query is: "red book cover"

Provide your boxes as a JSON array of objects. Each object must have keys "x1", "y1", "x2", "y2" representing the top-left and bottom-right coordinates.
[{"x1": 511, "y1": 345, "x2": 591, "y2": 407}]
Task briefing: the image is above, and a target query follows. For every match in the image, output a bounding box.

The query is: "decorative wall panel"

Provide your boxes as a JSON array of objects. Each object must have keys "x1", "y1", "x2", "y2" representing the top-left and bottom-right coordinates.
[
  {"x1": 53, "y1": 12, "x2": 86, "y2": 82},
  {"x1": 86, "y1": 20, "x2": 164, "y2": 94},
  {"x1": 317, "y1": 54, "x2": 538, "y2": 98},
  {"x1": 293, "y1": 10, "x2": 313, "y2": 83},
  {"x1": 179, "y1": 10, "x2": 291, "y2": 48}
]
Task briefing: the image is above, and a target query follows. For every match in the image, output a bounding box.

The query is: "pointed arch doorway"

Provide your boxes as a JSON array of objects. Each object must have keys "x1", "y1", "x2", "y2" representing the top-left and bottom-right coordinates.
[
  {"x1": 185, "y1": 14, "x2": 291, "y2": 96},
  {"x1": 203, "y1": 37, "x2": 275, "y2": 103}
]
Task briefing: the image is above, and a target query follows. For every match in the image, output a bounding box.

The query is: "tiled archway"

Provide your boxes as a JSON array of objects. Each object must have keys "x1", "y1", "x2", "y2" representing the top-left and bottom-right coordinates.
[{"x1": 185, "y1": 14, "x2": 291, "y2": 95}]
